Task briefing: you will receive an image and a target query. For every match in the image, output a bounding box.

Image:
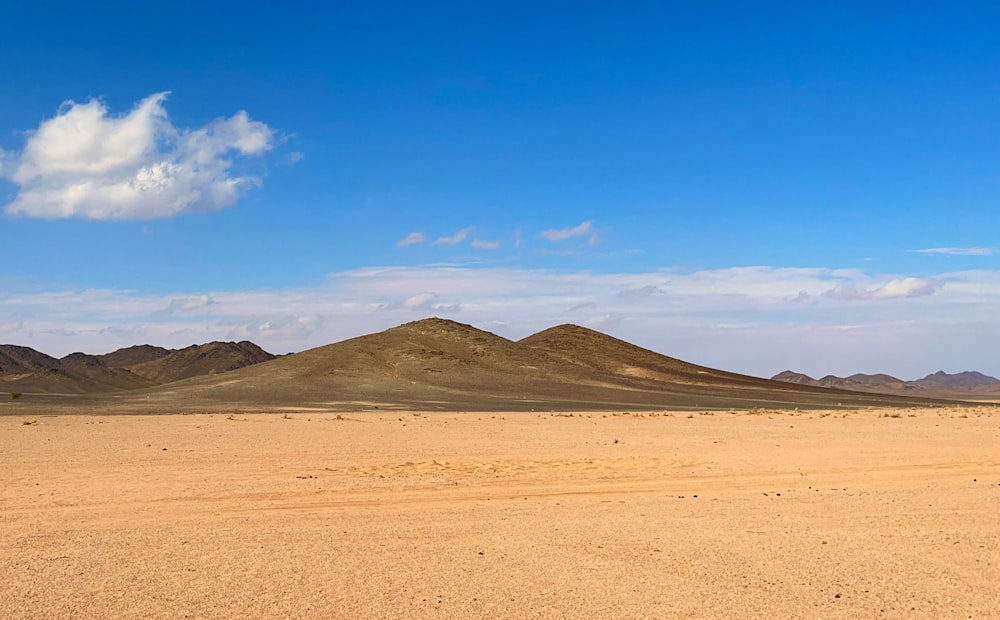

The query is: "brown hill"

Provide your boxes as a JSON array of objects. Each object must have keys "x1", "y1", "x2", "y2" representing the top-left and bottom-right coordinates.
[
  {"x1": 126, "y1": 341, "x2": 276, "y2": 384},
  {"x1": 915, "y1": 371, "x2": 1000, "y2": 390},
  {"x1": 0, "y1": 345, "x2": 154, "y2": 394},
  {"x1": 813, "y1": 373, "x2": 909, "y2": 391},
  {"x1": 0, "y1": 345, "x2": 60, "y2": 376},
  {"x1": 520, "y1": 324, "x2": 790, "y2": 390},
  {"x1": 772, "y1": 370, "x2": 999, "y2": 398},
  {"x1": 58, "y1": 353, "x2": 155, "y2": 391},
  {"x1": 100, "y1": 318, "x2": 959, "y2": 413},
  {"x1": 2, "y1": 341, "x2": 274, "y2": 395},
  {"x1": 97, "y1": 345, "x2": 171, "y2": 368},
  {"x1": 770, "y1": 371, "x2": 816, "y2": 385},
  {"x1": 1, "y1": 345, "x2": 64, "y2": 393}
]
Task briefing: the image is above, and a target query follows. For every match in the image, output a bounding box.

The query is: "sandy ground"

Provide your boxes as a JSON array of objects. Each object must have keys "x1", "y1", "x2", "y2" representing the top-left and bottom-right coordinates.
[{"x1": 1, "y1": 406, "x2": 998, "y2": 619}]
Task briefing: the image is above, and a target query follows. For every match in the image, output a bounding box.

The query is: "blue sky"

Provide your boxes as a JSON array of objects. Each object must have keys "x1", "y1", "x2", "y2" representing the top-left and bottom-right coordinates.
[{"x1": 2, "y1": 2, "x2": 999, "y2": 379}]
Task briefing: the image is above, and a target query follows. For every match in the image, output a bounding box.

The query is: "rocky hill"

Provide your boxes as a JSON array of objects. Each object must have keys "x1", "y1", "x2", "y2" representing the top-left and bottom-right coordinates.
[
  {"x1": 771, "y1": 369, "x2": 999, "y2": 397},
  {"x1": 1, "y1": 341, "x2": 274, "y2": 394},
  {"x1": 100, "y1": 318, "x2": 960, "y2": 412}
]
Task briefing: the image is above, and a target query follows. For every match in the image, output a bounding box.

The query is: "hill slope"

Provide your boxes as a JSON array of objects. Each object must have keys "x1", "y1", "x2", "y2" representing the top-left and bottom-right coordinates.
[
  {"x1": 0, "y1": 345, "x2": 154, "y2": 394},
  {"x1": 97, "y1": 345, "x2": 172, "y2": 369},
  {"x1": 125, "y1": 341, "x2": 275, "y2": 383},
  {"x1": 97, "y1": 318, "x2": 959, "y2": 412}
]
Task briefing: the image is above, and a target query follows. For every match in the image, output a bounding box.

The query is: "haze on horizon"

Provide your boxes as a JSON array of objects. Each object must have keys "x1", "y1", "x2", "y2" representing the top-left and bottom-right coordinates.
[{"x1": 2, "y1": 3, "x2": 999, "y2": 381}]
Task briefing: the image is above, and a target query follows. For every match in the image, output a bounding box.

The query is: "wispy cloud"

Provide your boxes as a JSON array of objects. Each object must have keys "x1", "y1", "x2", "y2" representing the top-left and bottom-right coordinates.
[
  {"x1": 914, "y1": 247, "x2": 994, "y2": 256},
  {"x1": 618, "y1": 285, "x2": 663, "y2": 298},
  {"x1": 5, "y1": 265, "x2": 1000, "y2": 381},
  {"x1": 470, "y1": 239, "x2": 501, "y2": 250},
  {"x1": 1, "y1": 92, "x2": 277, "y2": 220},
  {"x1": 396, "y1": 231, "x2": 426, "y2": 247},
  {"x1": 540, "y1": 220, "x2": 599, "y2": 245},
  {"x1": 433, "y1": 227, "x2": 472, "y2": 246},
  {"x1": 823, "y1": 277, "x2": 937, "y2": 301}
]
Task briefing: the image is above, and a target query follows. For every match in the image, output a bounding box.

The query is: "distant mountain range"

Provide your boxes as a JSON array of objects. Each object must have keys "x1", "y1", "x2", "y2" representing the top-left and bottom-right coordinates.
[
  {"x1": 0, "y1": 318, "x2": 970, "y2": 412},
  {"x1": 771, "y1": 370, "x2": 1000, "y2": 396},
  {"x1": 0, "y1": 341, "x2": 274, "y2": 394}
]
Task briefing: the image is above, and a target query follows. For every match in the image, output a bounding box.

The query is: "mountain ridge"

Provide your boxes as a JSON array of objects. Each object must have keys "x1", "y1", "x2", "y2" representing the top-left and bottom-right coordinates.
[
  {"x1": 771, "y1": 369, "x2": 1000, "y2": 396},
  {"x1": 54, "y1": 317, "x2": 964, "y2": 412},
  {"x1": 2, "y1": 318, "x2": 982, "y2": 410},
  {"x1": 1, "y1": 341, "x2": 274, "y2": 394}
]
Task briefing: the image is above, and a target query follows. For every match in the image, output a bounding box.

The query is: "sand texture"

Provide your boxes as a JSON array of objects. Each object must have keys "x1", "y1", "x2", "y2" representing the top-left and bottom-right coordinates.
[{"x1": 2, "y1": 407, "x2": 999, "y2": 618}]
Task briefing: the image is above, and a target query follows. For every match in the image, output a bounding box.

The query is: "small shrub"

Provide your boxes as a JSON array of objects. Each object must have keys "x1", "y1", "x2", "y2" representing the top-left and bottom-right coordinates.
[{"x1": 9, "y1": 392, "x2": 21, "y2": 400}]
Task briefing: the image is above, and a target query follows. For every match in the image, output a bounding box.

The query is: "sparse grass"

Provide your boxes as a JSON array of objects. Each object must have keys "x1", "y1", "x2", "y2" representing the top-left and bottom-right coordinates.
[{"x1": 745, "y1": 407, "x2": 783, "y2": 416}]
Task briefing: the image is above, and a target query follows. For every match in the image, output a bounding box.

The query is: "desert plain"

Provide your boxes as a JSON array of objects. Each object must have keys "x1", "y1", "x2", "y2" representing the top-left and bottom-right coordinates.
[{"x1": 2, "y1": 404, "x2": 998, "y2": 619}]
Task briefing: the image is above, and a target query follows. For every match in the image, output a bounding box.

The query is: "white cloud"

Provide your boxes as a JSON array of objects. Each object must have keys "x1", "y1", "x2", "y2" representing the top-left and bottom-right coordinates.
[
  {"x1": 583, "y1": 314, "x2": 623, "y2": 330},
  {"x1": 433, "y1": 227, "x2": 472, "y2": 246},
  {"x1": 824, "y1": 277, "x2": 937, "y2": 301},
  {"x1": 396, "y1": 231, "x2": 426, "y2": 247},
  {"x1": 3, "y1": 265, "x2": 1000, "y2": 378},
  {"x1": 157, "y1": 295, "x2": 215, "y2": 316},
  {"x1": 540, "y1": 220, "x2": 594, "y2": 242},
  {"x1": 401, "y1": 292, "x2": 439, "y2": 310},
  {"x1": 378, "y1": 291, "x2": 460, "y2": 313},
  {"x1": 470, "y1": 239, "x2": 501, "y2": 250},
  {"x1": 914, "y1": 247, "x2": 993, "y2": 256},
  {"x1": 618, "y1": 285, "x2": 663, "y2": 298},
  {"x1": 2, "y1": 92, "x2": 276, "y2": 219}
]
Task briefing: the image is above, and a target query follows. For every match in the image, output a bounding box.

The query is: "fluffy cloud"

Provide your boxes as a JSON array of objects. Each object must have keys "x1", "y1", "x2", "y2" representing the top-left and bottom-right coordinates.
[
  {"x1": 914, "y1": 247, "x2": 993, "y2": 256},
  {"x1": 396, "y1": 232, "x2": 426, "y2": 247},
  {"x1": 540, "y1": 220, "x2": 599, "y2": 245},
  {"x1": 2, "y1": 92, "x2": 276, "y2": 219}
]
